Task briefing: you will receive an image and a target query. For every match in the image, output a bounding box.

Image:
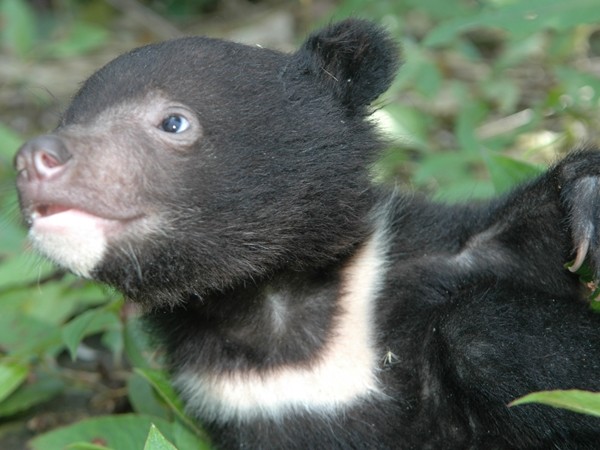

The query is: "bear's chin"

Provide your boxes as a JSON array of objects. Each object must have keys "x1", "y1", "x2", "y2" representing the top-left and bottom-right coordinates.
[{"x1": 29, "y1": 208, "x2": 123, "y2": 278}]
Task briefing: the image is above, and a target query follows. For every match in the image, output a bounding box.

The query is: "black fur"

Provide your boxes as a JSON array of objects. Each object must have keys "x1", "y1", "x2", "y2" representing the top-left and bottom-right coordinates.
[
  {"x1": 14, "y1": 19, "x2": 600, "y2": 449},
  {"x1": 293, "y1": 20, "x2": 400, "y2": 110}
]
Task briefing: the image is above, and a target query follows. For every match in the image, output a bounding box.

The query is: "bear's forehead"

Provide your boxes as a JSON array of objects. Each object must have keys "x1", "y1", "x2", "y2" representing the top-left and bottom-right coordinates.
[
  {"x1": 61, "y1": 37, "x2": 287, "y2": 126},
  {"x1": 94, "y1": 37, "x2": 284, "y2": 91}
]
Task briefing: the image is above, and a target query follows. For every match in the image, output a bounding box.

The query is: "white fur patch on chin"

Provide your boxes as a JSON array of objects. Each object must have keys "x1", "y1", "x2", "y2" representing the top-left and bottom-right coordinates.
[
  {"x1": 29, "y1": 209, "x2": 110, "y2": 278},
  {"x1": 175, "y1": 226, "x2": 389, "y2": 423}
]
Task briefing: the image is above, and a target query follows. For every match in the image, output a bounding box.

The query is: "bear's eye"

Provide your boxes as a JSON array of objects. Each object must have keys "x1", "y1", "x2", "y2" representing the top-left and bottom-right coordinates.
[{"x1": 160, "y1": 115, "x2": 190, "y2": 134}]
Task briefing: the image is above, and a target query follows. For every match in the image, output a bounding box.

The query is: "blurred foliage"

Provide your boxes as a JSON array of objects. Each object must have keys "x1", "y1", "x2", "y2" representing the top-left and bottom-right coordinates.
[
  {"x1": 1, "y1": 0, "x2": 600, "y2": 448},
  {"x1": 144, "y1": 0, "x2": 220, "y2": 18},
  {"x1": 334, "y1": 0, "x2": 600, "y2": 201},
  {"x1": 0, "y1": 0, "x2": 110, "y2": 58}
]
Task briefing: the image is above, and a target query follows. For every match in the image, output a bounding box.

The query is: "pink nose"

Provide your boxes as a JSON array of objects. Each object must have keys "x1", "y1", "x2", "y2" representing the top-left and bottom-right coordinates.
[{"x1": 14, "y1": 135, "x2": 72, "y2": 181}]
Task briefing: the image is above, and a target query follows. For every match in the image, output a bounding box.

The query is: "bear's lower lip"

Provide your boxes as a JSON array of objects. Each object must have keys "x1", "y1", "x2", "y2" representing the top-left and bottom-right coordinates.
[
  {"x1": 30, "y1": 203, "x2": 143, "y2": 223},
  {"x1": 30, "y1": 206, "x2": 129, "y2": 237},
  {"x1": 36, "y1": 204, "x2": 72, "y2": 218}
]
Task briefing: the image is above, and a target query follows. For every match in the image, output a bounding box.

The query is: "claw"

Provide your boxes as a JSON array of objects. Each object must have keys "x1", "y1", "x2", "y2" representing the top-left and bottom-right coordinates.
[
  {"x1": 569, "y1": 237, "x2": 590, "y2": 272},
  {"x1": 563, "y1": 177, "x2": 600, "y2": 274}
]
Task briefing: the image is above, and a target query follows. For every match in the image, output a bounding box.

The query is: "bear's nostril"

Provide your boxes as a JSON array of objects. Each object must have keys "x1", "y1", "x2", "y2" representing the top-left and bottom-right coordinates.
[
  {"x1": 34, "y1": 148, "x2": 62, "y2": 177},
  {"x1": 14, "y1": 135, "x2": 72, "y2": 181}
]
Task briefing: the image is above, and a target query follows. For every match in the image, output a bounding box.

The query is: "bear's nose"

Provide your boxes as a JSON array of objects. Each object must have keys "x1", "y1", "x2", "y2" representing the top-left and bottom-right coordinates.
[{"x1": 14, "y1": 135, "x2": 72, "y2": 182}]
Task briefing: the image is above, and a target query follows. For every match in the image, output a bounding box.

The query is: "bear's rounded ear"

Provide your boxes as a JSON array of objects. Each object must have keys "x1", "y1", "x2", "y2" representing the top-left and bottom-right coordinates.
[{"x1": 294, "y1": 19, "x2": 400, "y2": 110}]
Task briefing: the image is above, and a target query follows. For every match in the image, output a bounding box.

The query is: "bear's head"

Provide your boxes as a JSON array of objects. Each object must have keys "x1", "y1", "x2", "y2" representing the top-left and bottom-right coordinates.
[{"x1": 14, "y1": 19, "x2": 400, "y2": 307}]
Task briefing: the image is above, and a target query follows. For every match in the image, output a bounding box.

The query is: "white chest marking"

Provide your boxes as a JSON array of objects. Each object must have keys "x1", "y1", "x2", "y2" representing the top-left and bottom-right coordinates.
[{"x1": 175, "y1": 228, "x2": 389, "y2": 423}]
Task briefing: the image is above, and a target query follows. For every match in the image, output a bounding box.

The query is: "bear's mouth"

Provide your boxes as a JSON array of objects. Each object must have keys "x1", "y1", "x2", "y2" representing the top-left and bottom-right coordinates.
[
  {"x1": 25, "y1": 202, "x2": 153, "y2": 279},
  {"x1": 31, "y1": 204, "x2": 118, "y2": 233},
  {"x1": 28, "y1": 203, "x2": 143, "y2": 237},
  {"x1": 35, "y1": 204, "x2": 72, "y2": 218},
  {"x1": 29, "y1": 202, "x2": 143, "y2": 223}
]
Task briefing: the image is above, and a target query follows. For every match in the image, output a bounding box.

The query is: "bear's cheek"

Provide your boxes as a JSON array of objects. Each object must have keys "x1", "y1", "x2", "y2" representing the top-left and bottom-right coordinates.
[{"x1": 29, "y1": 208, "x2": 126, "y2": 278}]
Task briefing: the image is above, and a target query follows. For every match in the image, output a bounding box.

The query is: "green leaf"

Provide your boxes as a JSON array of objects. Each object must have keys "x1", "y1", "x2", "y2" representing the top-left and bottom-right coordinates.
[
  {"x1": 15, "y1": 282, "x2": 83, "y2": 325},
  {"x1": 495, "y1": 33, "x2": 547, "y2": 71},
  {"x1": 405, "y1": 0, "x2": 473, "y2": 20},
  {"x1": 379, "y1": 104, "x2": 431, "y2": 150},
  {"x1": 144, "y1": 424, "x2": 178, "y2": 450},
  {"x1": 555, "y1": 67, "x2": 600, "y2": 107},
  {"x1": 413, "y1": 58, "x2": 442, "y2": 100},
  {"x1": 434, "y1": 178, "x2": 496, "y2": 203},
  {"x1": 134, "y1": 369, "x2": 186, "y2": 420},
  {"x1": 135, "y1": 368, "x2": 205, "y2": 438},
  {"x1": 59, "y1": 278, "x2": 118, "y2": 309},
  {"x1": 29, "y1": 414, "x2": 176, "y2": 450},
  {"x1": 0, "y1": 361, "x2": 28, "y2": 403},
  {"x1": 411, "y1": 150, "x2": 497, "y2": 201},
  {"x1": 425, "y1": 0, "x2": 600, "y2": 47},
  {"x1": 510, "y1": 390, "x2": 600, "y2": 417},
  {"x1": 0, "y1": 0, "x2": 37, "y2": 56},
  {"x1": 67, "y1": 443, "x2": 113, "y2": 450},
  {"x1": 62, "y1": 308, "x2": 119, "y2": 360},
  {"x1": 0, "y1": 375, "x2": 64, "y2": 418},
  {"x1": 127, "y1": 372, "x2": 170, "y2": 419},
  {"x1": 0, "y1": 122, "x2": 23, "y2": 160},
  {"x1": 485, "y1": 153, "x2": 544, "y2": 194},
  {"x1": 172, "y1": 420, "x2": 212, "y2": 450},
  {"x1": 0, "y1": 251, "x2": 55, "y2": 289},
  {"x1": 0, "y1": 312, "x2": 61, "y2": 356},
  {"x1": 0, "y1": 219, "x2": 26, "y2": 255},
  {"x1": 123, "y1": 318, "x2": 154, "y2": 370},
  {"x1": 101, "y1": 328, "x2": 124, "y2": 361},
  {"x1": 456, "y1": 100, "x2": 489, "y2": 155},
  {"x1": 42, "y1": 22, "x2": 108, "y2": 58}
]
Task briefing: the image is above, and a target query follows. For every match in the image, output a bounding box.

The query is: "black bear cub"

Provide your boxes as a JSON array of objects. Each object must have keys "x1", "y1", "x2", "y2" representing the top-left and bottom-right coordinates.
[{"x1": 14, "y1": 19, "x2": 600, "y2": 449}]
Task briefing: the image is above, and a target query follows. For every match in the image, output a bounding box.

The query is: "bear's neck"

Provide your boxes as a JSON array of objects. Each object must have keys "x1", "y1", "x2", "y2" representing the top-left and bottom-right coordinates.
[{"x1": 146, "y1": 224, "x2": 390, "y2": 423}]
